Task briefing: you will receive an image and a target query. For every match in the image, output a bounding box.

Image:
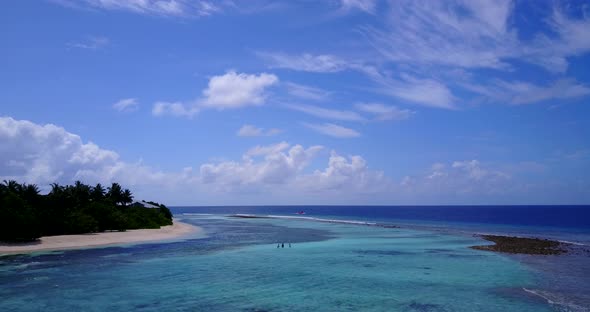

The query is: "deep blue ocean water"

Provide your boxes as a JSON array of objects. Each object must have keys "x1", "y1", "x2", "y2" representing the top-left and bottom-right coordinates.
[
  {"x1": 1, "y1": 205, "x2": 589, "y2": 311},
  {"x1": 171, "y1": 205, "x2": 590, "y2": 229}
]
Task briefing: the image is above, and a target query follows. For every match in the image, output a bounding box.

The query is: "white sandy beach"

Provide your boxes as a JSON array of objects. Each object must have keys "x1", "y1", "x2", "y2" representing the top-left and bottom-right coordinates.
[{"x1": 0, "y1": 220, "x2": 202, "y2": 255}]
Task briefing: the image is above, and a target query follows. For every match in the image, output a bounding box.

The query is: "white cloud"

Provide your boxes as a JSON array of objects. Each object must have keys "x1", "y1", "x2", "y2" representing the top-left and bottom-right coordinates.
[
  {"x1": 265, "y1": 128, "x2": 283, "y2": 136},
  {"x1": 363, "y1": 0, "x2": 515, "y2": 70},
  {"x1": 54, "y1": 0, "x2": 222, "y2": 17},
  {"x1": 200, "y1": 143, "x2": 323, "y2": 187},
  {"x1": 364, "y1": 0, "x2": 590, "y2": 73},
  {"x1": 355, "y1": 103, "x2": 413, "y2": 121},
  {"x1": 246, "y1": 142, "x2": 291, "y2": 157},
  {"x1": 258, "y1": 52, "x2": 347, "y2": 73},
  {"x1": 153, "y1": 71, "x2": 278, "y2": 118},
  {"x1": 237, "y1": 125, "x2": 282, "y2": 137},
  {"x1": 286, "y1": 103, "x2": 365, "y2": 122},
  {"x1": 284, "y1": 82, "x2": 331, "y2": 101},
  {"x1": 2, "y1": 117, "x2": 583, "y2": 204},
  {"x1": 402, "y1": 159, "x2": 511, "y2": 197},
  {"x1": 298, "y1": 151, "x2": 389, "y2": 193},
  {"x1": 0, "y1": 116, "x2": 117, "y2": 185},
  {"x1": 195, "y1": 1, "x2": 220, "y2": 16},
  {"x1": 112, "y1": 98, "x2": 139, "y2": 112},
  {"x1": 462, "y1": 79, "x2": 590, "y2": 105},
  {"x1": 339, "y1": 0, "x2": 377, "y2": 14},
  {"x1": 304, "y1": 123, "x2": 361, "y2": 138},
  {"x1": 498, "y1": 79, "x2": 590, "y2": 105},
  {"x1": 0, "y1": 116, "x2": 199, "y2": 200},
  {"x1": 392, "y1": 76, "x2": 455, "y2": 109},
  {"x1": 67, "y1": 36, "x2": 109, "y2": 50},
  {"x1": 427, "y1": 163, "x2": 447, "y2": 179},
  {"x1": 369, "y1": 71, "x2": 457, "y2": 109},
  {"x1": 452, "y1": 160, "x2": 502, "y2": 180},
  {"x1": 152, "y1": 101, "x2": 199, "y2": 118},
  {"x1": 238, "y1": 125, "x2": 263, "y2": 137},
  {"x1": 252, "y1": 3, "x2": 589, "y2": 110},
  {"x1": 525, "y1": 8, "x2": 590, "y2": 73},
  {"x1": 0, "y1": 117, "x2": 370, "y2": 199},
  {"x1": 199, "y1": 143, "x2": 389, "y2": 196},
  {"x1": 201, "y1": 71, "x2": 278, "y2": 110}
]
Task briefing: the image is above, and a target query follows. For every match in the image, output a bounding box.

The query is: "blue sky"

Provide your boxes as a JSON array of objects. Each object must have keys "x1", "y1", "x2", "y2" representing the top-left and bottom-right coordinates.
[{"x1": 1, "y1": 0, "x2": 589, "y2": 205}]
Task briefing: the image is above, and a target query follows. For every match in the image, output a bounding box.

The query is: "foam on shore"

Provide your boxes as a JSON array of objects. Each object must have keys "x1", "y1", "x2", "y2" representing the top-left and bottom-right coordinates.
[
  {"x1": 230, "y1": 214, "x2": 400, "y2": 228},
  {"x1": 523, "y1": 288, "x2": 587, "y2": 312}
]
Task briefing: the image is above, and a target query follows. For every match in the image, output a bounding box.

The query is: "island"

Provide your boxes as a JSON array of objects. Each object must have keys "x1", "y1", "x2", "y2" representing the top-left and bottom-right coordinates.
[
  {"x1": 0, "y1": 180, "x2": 193, "y2": 246},
  {"x1": 470, "y1": 234, "x2": 569, "y2": 255}
]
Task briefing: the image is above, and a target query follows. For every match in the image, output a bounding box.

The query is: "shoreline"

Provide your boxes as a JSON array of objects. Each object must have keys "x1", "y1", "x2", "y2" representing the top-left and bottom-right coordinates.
[{"x1": 0, "y1": 219, "x2": 202, "y2": 255}]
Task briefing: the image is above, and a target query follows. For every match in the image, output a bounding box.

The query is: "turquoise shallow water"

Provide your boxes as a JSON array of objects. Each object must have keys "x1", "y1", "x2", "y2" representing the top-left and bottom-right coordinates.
[{"x1": 0, "y1": 214, "x2": 576, "y2": 311}]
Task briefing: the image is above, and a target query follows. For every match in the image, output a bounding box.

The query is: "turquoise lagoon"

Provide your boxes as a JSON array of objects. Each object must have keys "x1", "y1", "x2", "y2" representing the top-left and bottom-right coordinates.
[{"x1": 0, "y1": 213, "x2": 586, "y2": 311}]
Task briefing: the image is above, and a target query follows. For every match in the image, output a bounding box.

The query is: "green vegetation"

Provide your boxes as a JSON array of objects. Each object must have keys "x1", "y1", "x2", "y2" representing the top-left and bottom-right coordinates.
[{"x1": 0, "y1": 180, "x2": 173, "y2": 242}]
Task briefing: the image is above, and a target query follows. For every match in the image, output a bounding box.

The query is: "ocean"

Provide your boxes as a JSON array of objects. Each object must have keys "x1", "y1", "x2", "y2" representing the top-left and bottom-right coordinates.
[{"x1": 1, "y1": 205, "x2": 589, "y2": 311}]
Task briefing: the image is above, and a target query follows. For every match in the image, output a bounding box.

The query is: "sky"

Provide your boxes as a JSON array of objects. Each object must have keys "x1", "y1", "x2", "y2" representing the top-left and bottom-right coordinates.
[{"x1": 1, "y1": 0, "x2": 589, "y2": 205}]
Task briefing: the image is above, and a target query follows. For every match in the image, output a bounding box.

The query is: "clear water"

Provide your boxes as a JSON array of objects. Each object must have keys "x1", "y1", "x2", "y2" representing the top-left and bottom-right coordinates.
[{"x1": 1, "y1": 208, "x2": 589, "y2": 311}]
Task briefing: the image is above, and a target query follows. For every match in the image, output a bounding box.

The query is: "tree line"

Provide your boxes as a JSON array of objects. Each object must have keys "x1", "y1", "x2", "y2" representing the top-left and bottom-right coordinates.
[{"x1": 0, "y1": 180, "x2": 173, "y2": 242}]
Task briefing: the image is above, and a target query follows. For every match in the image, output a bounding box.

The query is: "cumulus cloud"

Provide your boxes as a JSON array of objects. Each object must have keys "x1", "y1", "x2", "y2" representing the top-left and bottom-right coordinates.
[
  {"x1": 0, "y1": 116, "x2": 196, "y2": 196},
  {"x1": 304, "y1": 123, "x2": 361, "y2": 138},
  {"x1": 237, "y1": 125, "x2": 282, "y2": 137},
  {"x1": 0, "y1": 117, "x2": 386, "y2": 200},
  {"x1": 4, "y1": 117, "x2": 574, "y2": 204},
  {"x1": 451, "y1": 160, "x2": 508, "y2": 181},
  {"x1": 201, "y1": 71, "x2": 278, "y2": 110},
  {"x1": 298, "y1": 151, "x2": 389, "y2": 193},
  {"x1": 152, "y1": 71, "x2": 278, "y2": 118},
  {"x1": 0, "y1": 116, "x2": 118, "y2": 185},
  {"x1": 199, "y1": 143, "x2": 389, "y2": 196},
  {"x1": 112, "y1": 98, "x2": 139, "y2": 112},
  {"x1": 200, "y1": 142, "x2": 323, "y2": 187},
  {"x1": 246, "y1": 142, "x2": 291, "y2": 157},
  {"x1": 402, "y1": 159, "x2": 511, "y2": 197}
]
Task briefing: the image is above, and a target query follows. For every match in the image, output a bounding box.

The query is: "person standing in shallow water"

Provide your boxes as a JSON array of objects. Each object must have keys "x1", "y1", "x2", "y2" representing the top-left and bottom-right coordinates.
[
  {"x1": 277, "y1": 243, "x2": 280, "y2": 248},
  {"x1": 281, "y1": 243, "x2": 284, "y2": 248},
  {"x1": 289, "y1": 243, "x2": 291, "y2": 248}
]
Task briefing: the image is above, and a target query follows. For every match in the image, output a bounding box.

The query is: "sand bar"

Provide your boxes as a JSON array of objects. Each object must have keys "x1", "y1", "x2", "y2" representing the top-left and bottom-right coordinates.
[{"x1": 0, "y1": 219, "x2": 202, "y2": 255}]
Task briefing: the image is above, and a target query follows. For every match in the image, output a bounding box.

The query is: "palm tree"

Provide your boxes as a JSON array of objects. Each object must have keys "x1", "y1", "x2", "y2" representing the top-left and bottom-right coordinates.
[
  {"x1": 107, "y1": 183, "x2": 123, "y2": 205},
  {"x1": 3, "y1": 180, "x2": 22, "y2": 193},
  {"x1": 91, "y1": 183, "x2": 105, "y2": 201},
  {"x1": 72, "y1": 180, "x2": 91, "y2": 204},
  {"x1": 22, "y1": 184, "x2": 40, "y2": 201},
  {"x1": 121, "y1": 189, "x2": 134, "y2": 206},
  {"x1": 49, "y1": 183, "x2": 63, "y2": 195}
]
